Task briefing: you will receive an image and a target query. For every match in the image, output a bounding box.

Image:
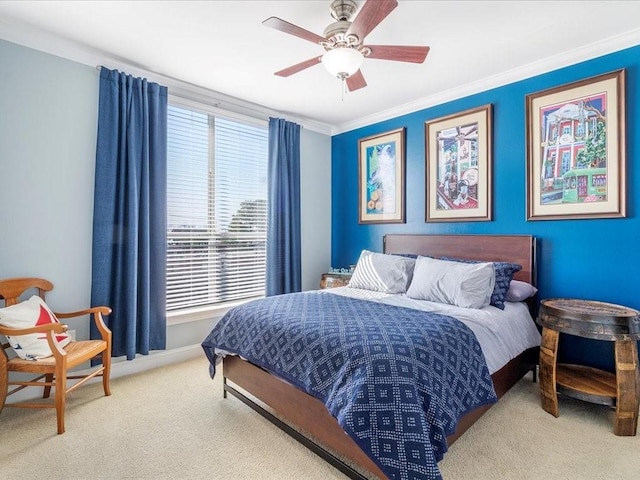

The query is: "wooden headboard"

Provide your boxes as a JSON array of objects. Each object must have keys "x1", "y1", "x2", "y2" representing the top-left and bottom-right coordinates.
[{"x1": 383, "y1": 234, "x2": 536, "y2": 286}]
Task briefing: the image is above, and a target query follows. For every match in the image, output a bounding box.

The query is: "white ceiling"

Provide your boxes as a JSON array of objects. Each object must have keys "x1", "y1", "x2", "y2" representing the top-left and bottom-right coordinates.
[{"x1": 1, "y1": 1, "x2": 639, "y2": 134}]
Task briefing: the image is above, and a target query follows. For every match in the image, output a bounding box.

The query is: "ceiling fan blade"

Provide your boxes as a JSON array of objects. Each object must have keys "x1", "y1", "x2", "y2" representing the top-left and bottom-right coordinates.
[
  {"x1": 262, "y1": 16, "x2": 326, "y2": 44},
  {"x1": 366, "y1": 45, "x2": 430, "y2": 63},
  {"x1": 346, "y1": 0, "x2": 398, "y2": 42},
  {"x1": 346, "y1": 70, "x2": 367, "y2": 91},
  {"x1": 274, "y1": 56, "x2": 322, "y2": 77}
]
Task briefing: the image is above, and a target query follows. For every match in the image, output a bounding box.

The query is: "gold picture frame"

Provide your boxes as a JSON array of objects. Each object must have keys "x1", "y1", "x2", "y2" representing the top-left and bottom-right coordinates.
[
  {"x1": 526, "y1": 69, "x2": 626, "y2": 220},
  {"x1": 358, "y1": 128, "x2": 406, "y2": 224},
  {"x1": 425, "y1": 105, "x2": 493, "y2": 222}
]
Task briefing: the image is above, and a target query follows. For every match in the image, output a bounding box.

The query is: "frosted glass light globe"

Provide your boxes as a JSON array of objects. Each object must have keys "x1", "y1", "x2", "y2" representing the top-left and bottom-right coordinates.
[{"x1": 322, "y1": 47, "x2": 364, "y2": 78}]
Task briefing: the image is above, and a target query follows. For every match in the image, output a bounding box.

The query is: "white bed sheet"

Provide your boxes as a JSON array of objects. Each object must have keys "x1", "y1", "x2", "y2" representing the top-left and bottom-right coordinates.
[{"x1": 323, "y1": 286, "x2": 541, "y2": 374}]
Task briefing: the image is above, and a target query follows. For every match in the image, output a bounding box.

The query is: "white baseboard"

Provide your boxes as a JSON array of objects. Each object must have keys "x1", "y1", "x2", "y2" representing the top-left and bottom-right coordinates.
[
  {"x1": 4, "y1": 344, "x2": 204, "y2": 403},
  {"x1": 109, "y1": 344, "x2": 203, "y2": 379}
]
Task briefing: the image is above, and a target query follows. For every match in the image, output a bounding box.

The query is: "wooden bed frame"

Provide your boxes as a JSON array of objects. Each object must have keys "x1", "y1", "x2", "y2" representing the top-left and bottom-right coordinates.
[{"x1": 222, "y1": 234, "x2": 538, "y2": 480}]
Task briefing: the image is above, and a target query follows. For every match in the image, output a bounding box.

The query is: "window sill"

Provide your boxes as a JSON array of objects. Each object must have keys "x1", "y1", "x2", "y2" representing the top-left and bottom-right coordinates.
[{"x1": 166, "y1": 296, "x2": 263, "y2": 325}]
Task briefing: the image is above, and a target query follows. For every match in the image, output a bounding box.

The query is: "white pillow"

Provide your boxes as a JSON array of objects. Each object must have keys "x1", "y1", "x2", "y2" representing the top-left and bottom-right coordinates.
[
  {"x1": 0, "y1": 295, "x2": 71, "y2": 360},
  {"x1": 505, "y1": 280, "x2": 538, "y2": 302},
  {"x1": 348, "y1": 250, "x2": 415, "y2": 294},
  {"x1": 406, "y1": 256, "x2": 495, "y2": 309}
]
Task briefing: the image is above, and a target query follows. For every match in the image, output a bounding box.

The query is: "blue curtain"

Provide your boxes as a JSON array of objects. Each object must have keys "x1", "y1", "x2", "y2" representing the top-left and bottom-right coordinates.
[
  {"x1": 91, "y1": 67, "x2": 168, "y2": 360},
  {"x1": 266, "y1": 118, "x2": 302, "y2": 296}
]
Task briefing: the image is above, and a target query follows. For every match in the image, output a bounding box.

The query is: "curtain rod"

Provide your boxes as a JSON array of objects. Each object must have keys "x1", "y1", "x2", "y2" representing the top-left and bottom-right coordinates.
[{"x1": 93, "y1": 65, "x2": 327, "y2": 133}]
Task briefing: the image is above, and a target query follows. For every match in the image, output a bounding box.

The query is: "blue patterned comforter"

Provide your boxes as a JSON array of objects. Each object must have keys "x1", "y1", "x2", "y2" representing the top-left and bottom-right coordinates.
[{"x1": 201, "y1": 291, "x2": 497, "y2": 480}]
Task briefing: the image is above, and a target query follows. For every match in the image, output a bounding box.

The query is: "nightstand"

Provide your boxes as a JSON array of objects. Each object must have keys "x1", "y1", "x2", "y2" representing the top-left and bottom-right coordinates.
[
  {"x1": 537, "y1": 298, "x2": 640, "y2": 436},
  {"x1": 320, "y1": 273, "x2": 352, "y2": 289}
]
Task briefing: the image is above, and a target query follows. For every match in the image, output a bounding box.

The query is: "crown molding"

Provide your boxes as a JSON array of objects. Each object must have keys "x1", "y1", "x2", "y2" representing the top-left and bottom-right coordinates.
[
  {"x1": 331, "y1": 28, "x2": 640, "y2": 135},
  {"x1": 0, "y1": 16, "x2": 333, "y2": 136},
  {"x1": 2, "y1": 15, "x2": 638, "y2": 139}
]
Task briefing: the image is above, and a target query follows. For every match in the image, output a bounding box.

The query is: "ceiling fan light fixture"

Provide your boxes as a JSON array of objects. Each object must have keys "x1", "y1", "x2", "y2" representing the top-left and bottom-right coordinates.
[{"x1": 321, "y1": 47, "x2": 363, "y2": 78}]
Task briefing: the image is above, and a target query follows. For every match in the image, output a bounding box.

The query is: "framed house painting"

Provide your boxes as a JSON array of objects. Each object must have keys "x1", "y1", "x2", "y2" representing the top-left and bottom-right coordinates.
[
  {"x1": 358, "y1": 127, "x2": 406, "y2": 224},
  {"x1": 425, "y1": 105, "x2": 492, "y2": 222},
  {"x1": 526, "y1": 69, "x2": 626, "y2": 220}
]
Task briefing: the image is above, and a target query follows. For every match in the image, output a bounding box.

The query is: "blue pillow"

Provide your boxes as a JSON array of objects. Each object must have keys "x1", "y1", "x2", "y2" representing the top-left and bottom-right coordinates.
[
  {"x1": 391, "y1": 253, "x2": 419, "y2": 259},
  {"x1": 440, "y1": 257, "x2": 522, "y2": 310}
]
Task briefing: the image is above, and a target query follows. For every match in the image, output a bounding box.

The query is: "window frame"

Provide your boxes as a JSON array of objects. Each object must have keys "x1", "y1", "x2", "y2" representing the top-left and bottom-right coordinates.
[{"x1": 166, "y1": 94, "x2": 268, "y2": 324}]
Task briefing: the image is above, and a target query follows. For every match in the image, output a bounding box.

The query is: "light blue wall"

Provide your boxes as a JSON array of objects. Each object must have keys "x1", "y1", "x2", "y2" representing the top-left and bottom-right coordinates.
[
  {"x1": 0, "y1": 39, "x2": 98, "y2": 318},
  {"x1": 331, "y1": 45, "x2": 640, "y2": 371},
  {"x1": 300, "y1": 129, "x2": 332, "y2": 291},
  {"x1": 0, "y1": 39, "x2": 331, "y2": 353}
]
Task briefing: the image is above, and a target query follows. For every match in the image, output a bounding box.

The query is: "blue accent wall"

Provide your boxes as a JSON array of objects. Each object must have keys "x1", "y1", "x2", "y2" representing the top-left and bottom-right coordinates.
[{"x1": 331, "y1": 45, "x2": 640, "y2": 371}]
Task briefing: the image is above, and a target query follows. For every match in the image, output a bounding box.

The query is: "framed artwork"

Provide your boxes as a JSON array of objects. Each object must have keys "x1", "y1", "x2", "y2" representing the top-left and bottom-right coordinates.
[
  {"x1": 425, "y1": 105, "x2": 492, "y2": 222},
  {"x1": 358, "y1": 127, "x2": 406, "y2": 224},
  {"x1": 526, "y1": 69, "x2": 626, "y2": 220}
]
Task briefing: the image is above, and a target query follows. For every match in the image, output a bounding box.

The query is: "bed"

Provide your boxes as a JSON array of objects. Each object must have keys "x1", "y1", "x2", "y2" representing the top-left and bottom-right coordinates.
[{"x1": 202, "y1": 234, "x2": 540, "y2": 480}]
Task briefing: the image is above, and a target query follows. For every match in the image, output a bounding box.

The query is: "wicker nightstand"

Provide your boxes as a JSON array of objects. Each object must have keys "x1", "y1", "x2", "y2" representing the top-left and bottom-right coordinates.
[{"x1": 320, "y1": 273, "x2": 352, "y2": 289}]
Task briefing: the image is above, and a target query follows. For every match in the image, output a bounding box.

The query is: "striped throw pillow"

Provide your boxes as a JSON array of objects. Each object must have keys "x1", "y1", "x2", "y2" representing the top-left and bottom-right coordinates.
[{"x1": 348, "y1": 250, "x2": 415, "y2": 294}]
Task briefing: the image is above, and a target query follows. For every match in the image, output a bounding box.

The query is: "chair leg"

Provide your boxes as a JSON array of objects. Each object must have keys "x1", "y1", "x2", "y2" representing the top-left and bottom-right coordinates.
[
  {"x1": 43, "y1": 374, "x2": 53, "y2": 399},
  {"x1": 0, "y1": 360, "x2": 7, "y2": 414},
  {"x1": 55, "y1": 382, "x2": 66, "y2": 433},
  {"x1": 55, "y1": 363, "x2": 67, "y2": 434},
  {"x1": 102, "y1": 351, "x2": 112, "y2": 397}
]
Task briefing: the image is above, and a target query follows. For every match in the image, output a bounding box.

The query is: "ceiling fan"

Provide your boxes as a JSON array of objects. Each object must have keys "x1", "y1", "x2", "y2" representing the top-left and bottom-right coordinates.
[{"x1": 263, "y1": 0, "x2": 430, "y2": 91}]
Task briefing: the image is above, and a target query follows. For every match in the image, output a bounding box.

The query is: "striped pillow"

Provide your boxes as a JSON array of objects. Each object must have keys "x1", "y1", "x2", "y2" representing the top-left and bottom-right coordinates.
[{"x1": 348, "y1": 250, "x2": 415, "y2": 294}]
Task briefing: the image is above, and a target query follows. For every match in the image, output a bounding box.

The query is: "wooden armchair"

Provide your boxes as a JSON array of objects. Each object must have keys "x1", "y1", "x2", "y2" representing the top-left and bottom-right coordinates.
[{"x1": 0, "y1": 277, "x2": 112, "y2": 434}]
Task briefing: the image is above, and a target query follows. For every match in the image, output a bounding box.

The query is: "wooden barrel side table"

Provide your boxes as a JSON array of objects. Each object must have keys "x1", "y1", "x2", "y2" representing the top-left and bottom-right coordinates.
[{"x1": 537, "y1": 298, "x2": 640, "y2": 436}]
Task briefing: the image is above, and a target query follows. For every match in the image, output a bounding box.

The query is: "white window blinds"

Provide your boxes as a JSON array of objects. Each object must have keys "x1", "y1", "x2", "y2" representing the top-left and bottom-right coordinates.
[{"x1": 167, "y1": 105, "x2": 268, "y2": 311}]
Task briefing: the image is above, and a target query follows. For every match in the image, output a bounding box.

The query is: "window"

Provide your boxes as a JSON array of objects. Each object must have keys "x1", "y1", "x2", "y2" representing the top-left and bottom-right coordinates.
[
  {"x1": 166, "y1": 104, "x2": 268, "y2": 312},
  {"x1": 561, "y1": 150, "x2": 571, "y2": 175}
]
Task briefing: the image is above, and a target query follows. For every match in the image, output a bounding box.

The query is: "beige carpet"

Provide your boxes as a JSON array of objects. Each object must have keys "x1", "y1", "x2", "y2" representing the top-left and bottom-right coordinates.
[{"x1": 1, "y1": 356, "x2": 638, "y2": 480}]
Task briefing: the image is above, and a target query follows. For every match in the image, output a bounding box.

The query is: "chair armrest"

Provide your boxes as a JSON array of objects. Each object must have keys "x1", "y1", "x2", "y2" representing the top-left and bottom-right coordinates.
[
  {"x1": 0, "y1": 322, "x2": 69, "y2": 360},
  {"x1": 54, "y1": 306, "x2": 112, "y2": 342},
  {"x1": 0, "y1": 322, "x2": 68, "y2": 337},
  {"x1": 55, "y1": 306, "x2": 112, "y2": 319}
]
